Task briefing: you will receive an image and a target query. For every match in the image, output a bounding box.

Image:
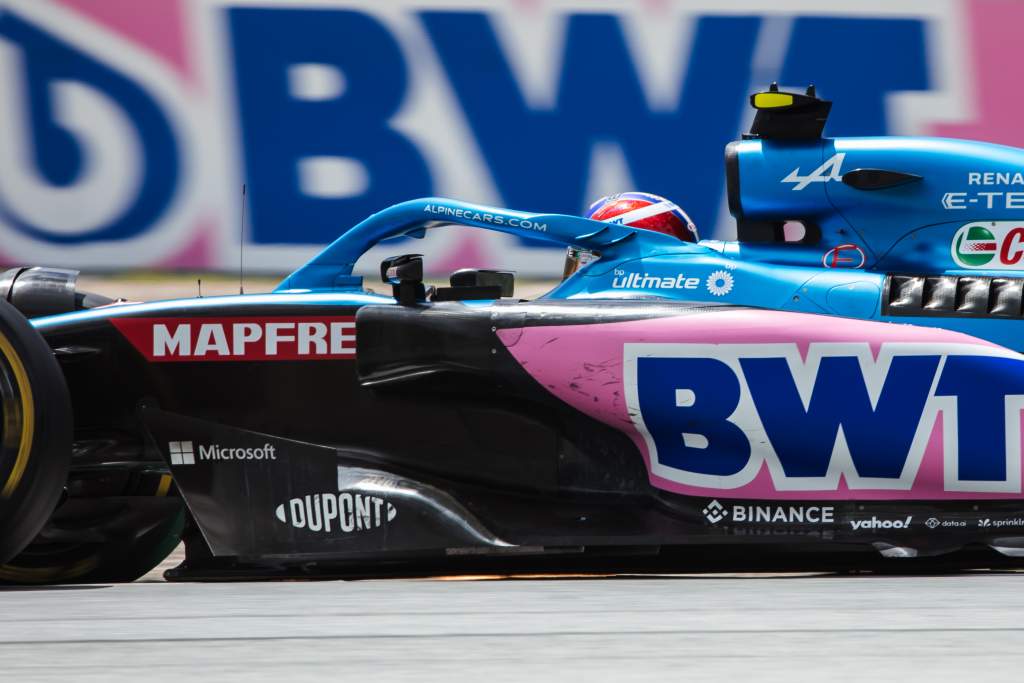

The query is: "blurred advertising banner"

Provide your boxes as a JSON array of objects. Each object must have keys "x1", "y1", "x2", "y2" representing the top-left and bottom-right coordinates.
[{"x1": 0, "y1": 0, "x2": 1017, "y2": 276}]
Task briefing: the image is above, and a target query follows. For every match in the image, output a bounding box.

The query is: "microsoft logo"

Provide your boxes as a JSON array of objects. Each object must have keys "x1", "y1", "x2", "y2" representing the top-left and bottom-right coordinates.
[{"x1": 169, "y1": 441, "x2": 195, "y2": 466}]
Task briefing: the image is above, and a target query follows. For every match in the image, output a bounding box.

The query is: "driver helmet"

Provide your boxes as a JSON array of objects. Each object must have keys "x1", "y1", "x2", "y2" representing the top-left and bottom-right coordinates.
[{"x1": 563, "y1": 192, "x2": 698, "y2": 279}]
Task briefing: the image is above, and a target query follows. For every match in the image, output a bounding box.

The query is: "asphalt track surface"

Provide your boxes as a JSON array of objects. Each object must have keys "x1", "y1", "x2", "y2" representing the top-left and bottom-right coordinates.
[{"x1": 1, "y1": 570, "x2": 1022, "y2": 682}]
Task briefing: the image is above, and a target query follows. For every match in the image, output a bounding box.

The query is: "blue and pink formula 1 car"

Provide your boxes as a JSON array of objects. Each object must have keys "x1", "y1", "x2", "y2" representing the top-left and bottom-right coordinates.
[{"x1": 0, "y1": 85, "x2": 1023, "y2": 582}]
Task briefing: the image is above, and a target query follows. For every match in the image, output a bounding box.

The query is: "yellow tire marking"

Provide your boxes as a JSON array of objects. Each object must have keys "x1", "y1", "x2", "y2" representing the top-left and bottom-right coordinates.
[
  {"x1": 0, "y1": 555, "x2": 98, "y2": 583},
  {"x1": 0, "y1": 331, "x2": 33, "y2": 498},
  {"x1": 156, "y1": 474, "x2": 172, "y2": 497}
]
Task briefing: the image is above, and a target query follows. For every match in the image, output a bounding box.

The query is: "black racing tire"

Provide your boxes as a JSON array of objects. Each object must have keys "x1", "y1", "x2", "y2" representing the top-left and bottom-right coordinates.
[
  {"x1": 0, "y1": 497, "x2": 185, "y2": 584},
  {"x1": 0, "y1": 298, "x2": 72, "y2": 564}
]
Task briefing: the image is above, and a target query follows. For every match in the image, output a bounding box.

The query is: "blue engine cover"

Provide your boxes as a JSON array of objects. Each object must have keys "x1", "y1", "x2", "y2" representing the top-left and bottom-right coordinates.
[{"x1": 731, "y1": 135, "x2": 1024, "y2": 275}]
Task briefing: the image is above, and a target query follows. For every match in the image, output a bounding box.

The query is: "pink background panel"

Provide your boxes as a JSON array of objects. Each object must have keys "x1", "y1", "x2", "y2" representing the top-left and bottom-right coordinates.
[{"x1": 498, "y1": 309, "x2": 1021, "y2": 500}]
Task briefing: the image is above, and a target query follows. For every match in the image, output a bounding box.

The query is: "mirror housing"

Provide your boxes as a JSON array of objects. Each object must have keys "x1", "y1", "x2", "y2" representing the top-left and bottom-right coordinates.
[
  {"x1": 381, "y1": 254, "x2": 424, "y2": 285},
  {"x1": 380, "y1": 254, "x2": 429, "y2": 305}
]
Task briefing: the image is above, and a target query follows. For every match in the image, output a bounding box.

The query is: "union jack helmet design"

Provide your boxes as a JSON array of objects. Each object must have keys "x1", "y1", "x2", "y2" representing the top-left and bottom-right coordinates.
[{"x1": 584, "y1": 192, "x2": 698, "y2": 242}]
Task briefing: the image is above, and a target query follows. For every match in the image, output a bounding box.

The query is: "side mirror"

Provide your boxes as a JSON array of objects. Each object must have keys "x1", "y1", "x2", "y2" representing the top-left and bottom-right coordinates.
[
  {"x1": 380, "y1": 254, "x2": 424, "y2": 285},
  {"x1": 380, "y1": 254, "x2": 428, "y2": 305}
]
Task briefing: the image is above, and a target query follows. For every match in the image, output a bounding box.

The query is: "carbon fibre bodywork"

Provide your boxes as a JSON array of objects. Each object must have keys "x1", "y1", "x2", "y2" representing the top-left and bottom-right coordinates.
[{"x1": 26, "y1": 294, "x2": 1024, "y2": 578}]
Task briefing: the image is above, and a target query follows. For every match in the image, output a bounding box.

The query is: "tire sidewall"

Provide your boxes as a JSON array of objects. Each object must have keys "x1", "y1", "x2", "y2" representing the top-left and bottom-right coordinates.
[{"x1": 0, "y1": 299, "x2": 72, "y2": 563}]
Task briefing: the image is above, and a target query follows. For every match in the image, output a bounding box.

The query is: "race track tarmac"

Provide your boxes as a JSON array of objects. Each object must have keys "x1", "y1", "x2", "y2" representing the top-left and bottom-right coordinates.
[{"x1": 0, "y1": 572, "x2": 1022, "y2": 682}]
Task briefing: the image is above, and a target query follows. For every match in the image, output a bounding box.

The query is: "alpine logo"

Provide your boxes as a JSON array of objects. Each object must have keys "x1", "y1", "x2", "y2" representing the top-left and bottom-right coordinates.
[
  {"x1": 849, "y1": 516, "x2": 913, "y2": 531},
  {"x1": 951, "y1": 222, "x2": 1024, "y2": 269},
  {"x1": 781, "y1": 153, "x2": 845, "y2": 191},
  {"x1": 113, "y1": 316, "x2": 356, "y2": 361},
  {"x1": 275, "y1": 492, "x2": 397, "y2": 534},
  {"x1": 168, "y1": 440, "x2": 276, "y2": 465}
]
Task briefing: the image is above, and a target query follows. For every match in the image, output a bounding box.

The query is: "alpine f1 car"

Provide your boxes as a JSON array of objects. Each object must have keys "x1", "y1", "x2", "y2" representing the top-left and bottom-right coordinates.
[{"x1": 4, "y1": 85, "x2": 1024, "y2": 583}]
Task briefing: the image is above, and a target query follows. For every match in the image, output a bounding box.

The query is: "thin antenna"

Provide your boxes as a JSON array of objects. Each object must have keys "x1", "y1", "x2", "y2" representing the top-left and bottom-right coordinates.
[
  {"x1": 239, "y1": 184, "x2": 247, "y2": 295},
  {"x1": 197, "y1": 278, "x2": 202, "y2": 298}
]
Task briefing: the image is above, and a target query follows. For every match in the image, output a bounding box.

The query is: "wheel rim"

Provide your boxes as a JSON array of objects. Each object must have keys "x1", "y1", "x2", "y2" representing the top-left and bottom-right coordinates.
[{"x1": 0, "y1": 330, "x2": 33, "y2": 499}]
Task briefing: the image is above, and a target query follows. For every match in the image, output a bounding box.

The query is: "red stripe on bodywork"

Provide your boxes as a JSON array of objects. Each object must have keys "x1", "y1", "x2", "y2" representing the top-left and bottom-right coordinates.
[{"x1": 111, "y1": 316, "x2": 356, "y2": 362}]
